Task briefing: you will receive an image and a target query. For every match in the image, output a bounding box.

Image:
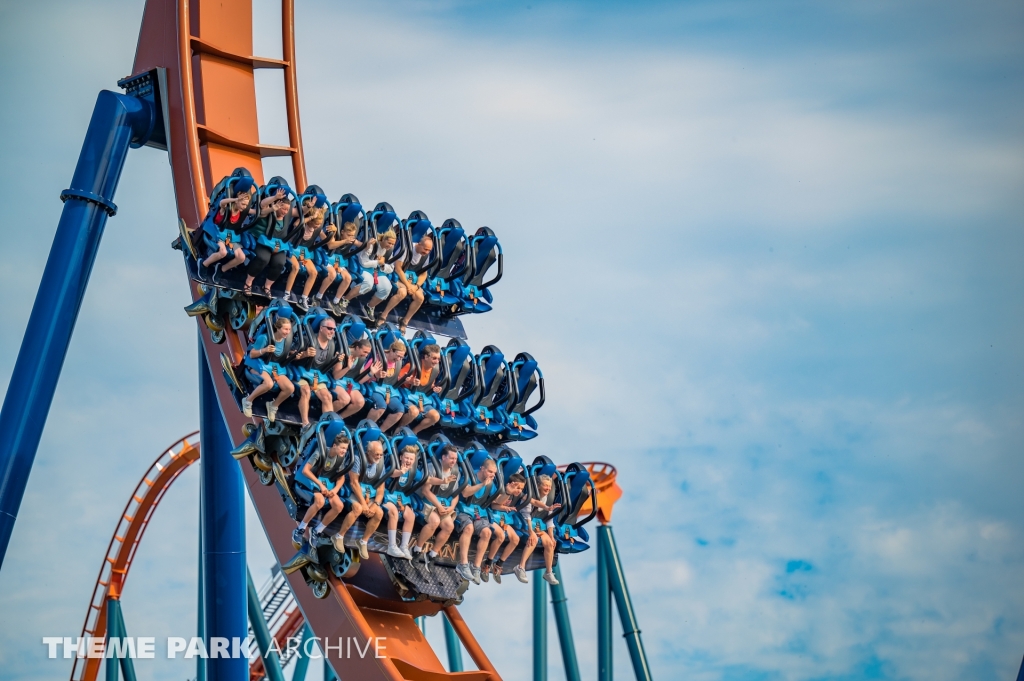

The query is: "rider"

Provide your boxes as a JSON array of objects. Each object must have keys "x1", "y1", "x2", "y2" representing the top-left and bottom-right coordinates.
[
  {"x1": 203, "y1": 179, "x2": 254, "y2": 276},
  {"x1": 242, "y1": 316, "x2": 296, "y2": 423},
  {"x1": 397, "y1": 343, "x2": 443, "y2": 434},
  {"x1": 479, "y1": 472, "x2": 526, "y2": 584},
  {"x1": 243, "y1": 189, "x2": 291, "y2": 297},
  {"x1": 411, "y1": 444, "x2": 461, "y2": 564},
  {"x1": 292, "y1": 316, "x2": 352, "y2": 427},
  {"x1": 343, "y1": 230, "x2": 397, "y2": 324},
  {"x1": 292, "y1": 430, "x2": 351, "y2": 555},
  {"x1": 366, "y1": 339, "x2": 416, "y2": 433},
  {"x1": 515, "y1": 473, "x2": 561, "y2": 585},
  {"x1": 381, "y1": 445, "x2": 418, "y2": 559},
  {"x1": 454, "y1": 458, "x2": 499, "y2": 585},
  {"x1": 315, "y1": 220, "x2": 361, "y2": 315},
  {"x1": 343, "y1": 439, "x2": 387, "y2": 559},
  {"x1": 283, "y1": 201, "x2": 328, "y2": 308},
  {"x1": 378, "y1": 234, "x2": 434, "y2": 333}
]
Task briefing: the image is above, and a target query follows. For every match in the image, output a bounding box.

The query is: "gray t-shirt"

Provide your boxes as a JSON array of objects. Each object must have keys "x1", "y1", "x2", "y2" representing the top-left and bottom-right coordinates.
[{"x1": 427, "y1": 461, "x2": 460, "y2": 498}]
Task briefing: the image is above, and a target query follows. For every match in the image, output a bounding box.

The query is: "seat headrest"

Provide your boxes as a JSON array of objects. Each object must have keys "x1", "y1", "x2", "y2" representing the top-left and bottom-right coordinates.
[
  {"x1": 361, "y1": 424, "x2": 382, "y2": 445},
  {"x1": 341, "y1": 204, "x2": 363, "y2": 224},
  {"x1": 323, "y1": 419, "x2": 348, "y2": 448},
  {"x1": 234, "y1": 177, "x2": 255, "y2": 195},
  {"x1": 394, "y1": 435, "x2": 419, "y2": 454}
]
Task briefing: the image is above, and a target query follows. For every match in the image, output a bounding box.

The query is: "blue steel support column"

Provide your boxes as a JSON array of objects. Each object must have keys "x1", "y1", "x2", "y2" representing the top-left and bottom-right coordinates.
[
  {"x1": 443, "y1": 613, "x2": 464, "y2": 672},
  {"x1": 549, "y1": 564, "x2": 581, "y2": 681},
  {"x1": 602, "y1": 524, "x2": 653, "y2": 681},
  {"x1": 200, "y1": 344, "x2": 247, "y2": 681},
  {"x1": 246, "y1": 568, "x2": 285, "y2": 681},
  {"x1": 597, "y1": 526, "x2": 612, "y2": 681},
  {"x1": 0, "y1": 90, "x2": 153, "y2": 568},
  {"x1": 197, "y1": 496, "x2": 206, "y2": 681},
  {"x1": 291, "y1": 625, "x2": 313, "y2": 681},
  {"x1": 533, "y1": 575, "x2": 548, "y2": 681}
]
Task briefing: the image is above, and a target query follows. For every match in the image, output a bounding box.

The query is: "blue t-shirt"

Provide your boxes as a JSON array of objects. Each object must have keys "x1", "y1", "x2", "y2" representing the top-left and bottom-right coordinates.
[{"x1": 253, "y1": 333, "x2": 287, "y2": 361}]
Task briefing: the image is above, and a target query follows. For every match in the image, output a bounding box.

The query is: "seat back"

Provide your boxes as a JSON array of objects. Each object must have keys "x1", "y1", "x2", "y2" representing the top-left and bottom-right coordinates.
[
  {"x1": 526, "y1": 455, "x2": 565, "y2": 523},
  {"x1": 508, "y1": 352, "x2": 545, "y2": 416},
  {"x1": 330, "y1": 193, "x2": 368, "y2": 257},
  {"x1": 461, "y1": 226, "x2": 503, "y2": 289},
  {"x1": 557, "y1": 463, "x2": 597, "y2": 529},
  {"x1": 337, "y1": 314, "x2": 368, "y2": 356},
  {"x1": 370, "y1": 323, "x2": 409, "y2": 387},
  {"x1": 386, "y1": 428, "x2": 429, "y2": 494},
  {"x1": 440, "y1": 338, "x2": 478, "y2": 402},
  {"x1": 473, "y1": 345, "x2": 517, "y2": 409},
  {"x1": 426, "y1": 434, "x2": 475, "y2": 497},
  {"x1": 352, "y1": 419, "x2": 396, "y2": 487},
  {"x1": 431, "y1": 218, "x2": 469, "y2": 281},
  {"x1": 246, "y1": 299, "x2": 305, "y2": 357},
  {"x1": 493, "y1": 444, "x2": 525, "y2": 486},
  {"x1": 297, "y1": 414, "x2": 356, "y2": 479},
  {"x1": 464, "y1": 442, "x2": 502, "y2": 507}
]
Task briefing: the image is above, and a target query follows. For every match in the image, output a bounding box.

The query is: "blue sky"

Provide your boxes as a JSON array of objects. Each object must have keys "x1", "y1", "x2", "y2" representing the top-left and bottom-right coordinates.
[{"x1": 1, "y1": 1, "x2": 1022, "y2": 680}]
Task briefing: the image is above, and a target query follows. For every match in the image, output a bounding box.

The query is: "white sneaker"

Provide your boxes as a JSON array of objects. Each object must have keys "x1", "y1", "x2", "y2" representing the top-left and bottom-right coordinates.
[
  {"x1": 241, "y1": 398, "x2": 253, "y2": 417},
  {"x1": 266, "y1": 403, "x2": 278, "y2": 423},
  {"x1": 386, "y1": 545, "x2": 406, "y2": 558},
  {"x1": 514, "y1": 566, "x2": 529, "y2": 583},
  {"x1": 401, "y1": 546, "x2": 414, "y2": 560},
  {"x1": 543, "y1": 570, "x2": 559, "y2": 586},
  {"x1": 359, "y1": 541, "x2": 369, "y2": 560}
]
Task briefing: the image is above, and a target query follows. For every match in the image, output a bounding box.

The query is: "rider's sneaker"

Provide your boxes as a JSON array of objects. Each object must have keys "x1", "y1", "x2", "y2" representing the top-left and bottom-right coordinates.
[
  {"x1": 471, "y1": 565, "x2": 482, "y2": 585},
  {"x1": 337, "y1": 298, "x2": 349, "y2": 311},
  {"x1": 386, "y1": 544, "x2": 406, "y2": 558},
  {"x1": 492, "y1": 560, "x2": 503, "y2": 584},
  {"x1": 359, "y1": 540, "x2": 369, "y2": 560},
  {"x1": 542, "y1": 570, "x2": 559, "y2": 586},
  {"x1": 513, "y1": 565, "x2": 529, "y2": 583},
  {"x1": 266, "y1": 403, "x2": 278, "y2": 423},
  {"x1": 291, "y1": 527, "x2": 305, "y2": 549},
  {"x1": 480, "y1": 560, "x2": 491, "y2": 583},
  {"x1": 331, "y1": 534, "x2": 346, "y2": 552},
  {"x1": 455, "y1": 563, "x2": 474, "y2": 583},
  {"x1": 401, "y1": 545, "x2": 414, "y2": 560},
  {"x1": 241, "y1": 398, "x2": 253, "y2": 418}
]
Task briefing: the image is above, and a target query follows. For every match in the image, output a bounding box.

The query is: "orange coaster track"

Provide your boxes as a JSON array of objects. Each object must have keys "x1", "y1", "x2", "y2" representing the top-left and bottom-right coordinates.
[
  {"x1": 71, "y1": 433, "x2": 201, "y2": 681},
  {"x1": 129, "y1": 1, "x2": 499, "y2": 679}
]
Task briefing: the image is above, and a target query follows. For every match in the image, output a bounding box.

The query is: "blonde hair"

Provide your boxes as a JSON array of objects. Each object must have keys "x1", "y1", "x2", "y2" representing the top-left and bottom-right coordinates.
[
  {"x1": 388, "y1": 339, "x2": 406, "y2": 353},
  {"x1": 341, "y1": 221, "x2": 358, "y2": 236},
  {"x1": 400, "y1": 444, "x2": 418, "y2": 458},
  {"x1": 378, "y1": 229, "x2": 397, "y2": 245}
]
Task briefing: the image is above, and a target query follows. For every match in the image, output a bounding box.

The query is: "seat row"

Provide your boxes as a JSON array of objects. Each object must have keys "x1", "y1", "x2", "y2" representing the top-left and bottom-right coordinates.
[
  {"x1": 233, "y1": 412, "x2": 595, "y2": 598},
  {"x1": 175, "y1": 168, "x2": 502, "y2": 333},
  {"x1": 220, "y1": 299, "x2": 544, "y2": 445}
]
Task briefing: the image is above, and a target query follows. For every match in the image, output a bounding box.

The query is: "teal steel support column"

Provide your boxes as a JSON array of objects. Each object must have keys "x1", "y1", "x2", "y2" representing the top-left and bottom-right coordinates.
[
  {"x1": 417, "y1": 616, "x2": 427, "y2": 635},
  {"x1": 602, "y1": 524, "x2": 653, "y2": 681},
  {"x1": 105, "y1": 599, "x2": 119, "y2": 681},
  {"x1": 246, "y1": 569, "x2": 285, "y2": 681},
  {"x1": 549, "y1": 564, "x2": 581, "y2": 681},
  {"x1": 104, "y1": 599, "x2": 137, "y2": 681},
  {"x1": 443, "y1": 613, "x2": 463, "y2": 672},
  {"x1": 533, "y1": 575, "x2": 548, "y2": 681},
  {"x1": 324, "y1": 658, "x2": 338, "y2": 681},
  {"x1": 597, "y1": 526, "x2": 612, "y2": 681},
  {"x1": 291, "y1": 625, "x2": 312, "y2": 681}
]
